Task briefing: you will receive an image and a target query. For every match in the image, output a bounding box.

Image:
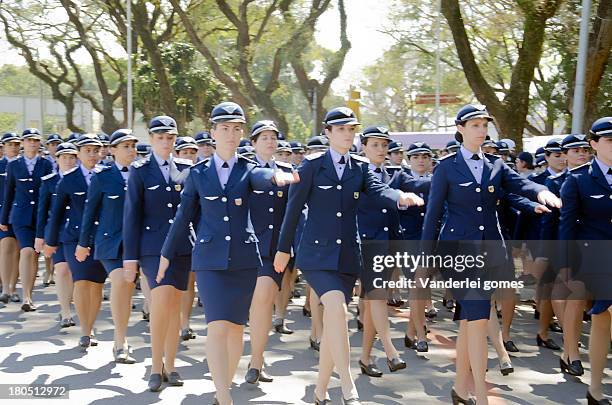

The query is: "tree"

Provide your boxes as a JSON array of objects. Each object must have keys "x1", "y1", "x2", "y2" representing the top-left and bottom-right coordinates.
[
  {"x1": 441, "y1": 0, "x2": 563, "y2": 148},
  {"x1": 168, "y1": 0, "x2": 347, "y2": 136}
]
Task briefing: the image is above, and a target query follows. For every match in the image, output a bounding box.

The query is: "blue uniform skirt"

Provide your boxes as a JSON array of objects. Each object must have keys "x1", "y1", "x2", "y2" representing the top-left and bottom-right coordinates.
[
  {"x1": 13, "y1": 225, "x2": 35, "y2": 249},
  {"x1": 52, "y1": 242, "x2": 66, "y2": 265},
  {"x1": 589, "y1": 300, "x2": 612, "y2": 315},
  {"x1": 0, "y1": 224, "x2": 15, "y2": 240},
  {"x1": 257, "y1": 257, "x2": 284, "y2": 289},
  {"x1": 303, "y1": 269, "x2": 357, "y2": 305},
  {"x1": 196, "y1": 268, "x2": 258, "y2": 325},
  {"x1": 101, "y1": 259, "x2": 123, "y2": 275},
  {"x1": 140, "y1": 255, "x2": 191, "y2": 291},
  {"x1": 64, "y1": 243, "x2": 107, "y2": 284}
]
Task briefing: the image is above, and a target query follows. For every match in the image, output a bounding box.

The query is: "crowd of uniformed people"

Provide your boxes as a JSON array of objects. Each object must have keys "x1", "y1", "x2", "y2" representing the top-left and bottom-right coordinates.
[{"x1": 0, "y1": 101, "x2": 610, "y2": 405}]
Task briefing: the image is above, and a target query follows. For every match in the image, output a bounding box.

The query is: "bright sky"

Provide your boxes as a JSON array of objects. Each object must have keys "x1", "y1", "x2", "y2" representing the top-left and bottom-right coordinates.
[{"x1": 314, "y1": 0, "x2": 394, "y2": 95}]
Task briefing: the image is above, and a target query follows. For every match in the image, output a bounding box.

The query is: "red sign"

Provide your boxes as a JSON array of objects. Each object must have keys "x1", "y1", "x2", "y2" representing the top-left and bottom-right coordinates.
[{"x1": 415, "y1": 94, "x2": 461, "y2": 105}]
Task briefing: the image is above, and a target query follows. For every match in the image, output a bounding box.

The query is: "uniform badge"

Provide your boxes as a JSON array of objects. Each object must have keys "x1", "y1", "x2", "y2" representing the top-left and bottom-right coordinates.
[
  {"x1": 277, "y1": 191, "x2": 283, "y2": 198},
  {"x1": 235, "y1": 198, "x2": 242, "y2": 206},
  {"x1": 175, "y1": 184, "x2": 182, "y2": 192},
  {"x1": 488, "y1": 185, "x2": 495, "y2": 193},
  {"x1": 354, "y1": 192, "x2": 360, "y2": 199}
]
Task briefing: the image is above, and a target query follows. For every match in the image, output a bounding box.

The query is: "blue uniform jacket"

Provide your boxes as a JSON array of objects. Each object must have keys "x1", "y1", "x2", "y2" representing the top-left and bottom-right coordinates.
[
  {"x1": 421, "y1": 152, "x2": 545, "y2": 266},
  {"x1": 277, "y1": 150, "x2": 402, "y2": 273},
  {"x1": 1, "y1": 156, "x2": 53, "y2": 227},
  {"x1": 398, "y1": 174, "x2": 431, "y2": 240},
  {"x1": 123, "y1": 155, "x2": 193, "y2": 261},
  {"x1": 78, "y1": 163, "x2": 128, "y2": 260},
  {"x1": 160, "y1": 155, "x2": 275, "y2": 271},
  {"x1": 45, "y1": 166, "x2": 92, "y2": 246},
  {"x1": 36, "y1": 172, "x2": 61, "y2": 239}
]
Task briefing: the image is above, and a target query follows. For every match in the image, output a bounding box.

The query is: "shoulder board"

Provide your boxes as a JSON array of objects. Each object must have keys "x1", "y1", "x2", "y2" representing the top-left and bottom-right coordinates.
[
  {"x1": 191, "y1": 158, "x2": 209, "y2": 169},
  {"x1": 550, "y1": 170, "x2": 566, "y2": 180},
  {"x1": 173, "y1": 157, "x2": 193, "y2": 166},
  {"x1": 305, "y1": 152, "x2": 325, "y2": 161},
  {"x1": 131, "y1": 155, "x2": 151, "y2": 169},
  {"x1": 484, "y1": 153, "x2": 499, "y2": 161},
  {"x1": 350, "y1": 154, "x2": 369, "y2": 163},
  {"x1": 569, "y1": 161, "x2": 591, "y2": 173},
  {"x1": 93, "y1": 164, "x2": 111, "y2": 173},
  {"x1": 275, "y1": 160, "x2": 293, "y2": 170},
  {"x1": 238, "y1": 155, "x2": 258, "y2": 165},
  {"x1": 41, "y1": 172, "x2": 58, "y2": 181},
  {"x1": 438, "y1": 152, "x2": 456, "y2": 161},
  {"x1": 64, "y1": 166, "x2": 79, "y2": 176}
]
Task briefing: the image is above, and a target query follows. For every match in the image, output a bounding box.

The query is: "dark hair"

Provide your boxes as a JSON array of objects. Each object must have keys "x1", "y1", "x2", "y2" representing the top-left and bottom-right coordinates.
[{"x1": 361, "y1": 137, "x2": 389, "y2": 146}]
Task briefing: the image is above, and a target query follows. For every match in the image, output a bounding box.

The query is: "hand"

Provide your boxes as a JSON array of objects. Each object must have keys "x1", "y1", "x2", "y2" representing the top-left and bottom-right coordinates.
[
  {"x1": 274, "y1": 170, "x2": 300, "y2": 187},
  {"x1": 537, "y1": 190, "x2": 561, "y2": 209},
  {"x1": 534, "y1": 204, "x2": 551, "y2": 214},
  {"x1": 273, "y1": 251, "x2": 290, "y2": 273},
  {"x1": 156, "y1": 255, "x2": 170, "y2": 283},
  {"x1": 34, "y1": 238, "x2": 45, "y2": 253},
  {"x1": 0, "y1": 224, "x2": 7, "y2": 232},
  {"x1": 43, "y1": 245, "x2": 57, "y2": 258},
  {"x1": 399, "y1": 192, "x2": 425, "y2": 207},
  {"x1": 75, "y1": 245, "x2": 90, "y2": 262},
  {"x1": 123, "y1": 261, "x2": 138, "y2": 283}
]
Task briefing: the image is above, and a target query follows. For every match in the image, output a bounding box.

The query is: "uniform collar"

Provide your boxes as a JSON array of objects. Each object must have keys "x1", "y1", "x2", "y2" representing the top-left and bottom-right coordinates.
[
  {"x1": 152, "y1": 152, "x2": 172, "y2": 166},
  {"x1": 80, "y1": 164, "x2": 93, "y2": 177},
  {"x1": 7, "y1": 156, "x2": 19, "y2": 162},
  {"x1": 213, "y1": 152, "x2": 237, "y2": 170},
  {"x1": 594, "y1": 158, "x2": 611, "y2": 177},
  {"x1": 459, "y1": 145, "x2": 483, "y2": 161},
  {"x1": 256, "y1": 154, "x2": 275, "y2": 168},
  {"x1": 329, "y1": 147, "x2": 351, "y2": 168}
]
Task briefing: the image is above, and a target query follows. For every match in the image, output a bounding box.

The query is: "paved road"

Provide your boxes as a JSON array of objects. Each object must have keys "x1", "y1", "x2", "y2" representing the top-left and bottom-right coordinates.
[{"x1": 0, "y1": 265, "x2": 609, "y2": 404}]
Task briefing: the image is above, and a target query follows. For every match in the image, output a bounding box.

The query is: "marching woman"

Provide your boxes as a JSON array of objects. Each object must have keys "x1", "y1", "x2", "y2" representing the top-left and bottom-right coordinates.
[
  {"x1": 174, "y1": 136, "x2": 200, "y2": 341},
  {"x1": 35, "y1": 142, "x2": 78, "y2": 327},
  {"x1": 420, "y1": 105, "x2": 561, "y2": 405},
  {"x1": 43, "y1": 134, "x2": 108, "y2": 347},
  {"x1": 157, "y1": 102, "x2": 297, "y2": 405},
  {"x1": 244, "y1": 120, "x2": 294, "y2": 384},
  {"x1": 274, "y1": 107, "x2": 423, "y2": 405},
  {"x1": 0, "y1": 128, "x2": 53, "y2": 311},
  {"x1": 0, "y1": 132, "x2": 21, "y2": 305},
  {"x1": 75, "y1": 129, "x2": 139, "y2": 363},
  {"x1": 122, "y1": 116, "x2": 193, "y2": 391},
  {"x1": 357, "y1": 126, "x2": 428, "y2": 377},
  {"x1": 559, "y1": 117, "x2": 612, "y2": 405}
]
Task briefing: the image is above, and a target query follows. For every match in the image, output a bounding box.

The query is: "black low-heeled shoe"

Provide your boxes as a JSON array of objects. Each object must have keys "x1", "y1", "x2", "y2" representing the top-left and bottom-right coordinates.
[
  {"x1": 549, "y1": 321, "x2": 563, "y2": 333},
  {"x1": 314, "y1": 394, "x2": 331, "y2": 405},
  {"x1": 78, "y1": 335, "x2": 91, "y2": 348},
  {"x1": 341, "y1": 397, "x2": 361, "y2": 405},
  {"x1": 415, "y1": 340, "x2": 428, "y2": 352},
  {"x1": 387, "y1": 357, "x2": 406, "y2": 372},
  {"x1": 245, "y1": 364, "x2": 261, "y2": 384},
  {"x1": 587, "y1": 390, "x2": 611, "y2": 405},
  {"x1": 404, "y1": 335, "x2": 416, "y2": 349},
  {"x1": 303, "y1": 306, "x2": 311, "y2": 317},
  {"x1": 148, "y1": 374, "x2": 162, "y2": 392},
  {"x1": 560, "y1": 357, "x2": 584, "y2": 376},
  {"x1": 537, "y1": 334, "x2": 560, "y2": 350},
  {"x1": 166, "y1": 371, "x2": 183, "y2": 386},
  {"x1": 358, "y1": 360, "x2": 382, "y2": 377},
  {"x1": 451, "y1": 387, "x2": 475, "y2": 405},
  {"x1": 500, "y1": 360, "x2": 514, "y2": 376},
  {"x1": 503, "y1": 340, "x2": 519, "y2": 352},
  {"x1": 356, "y1": 319, "x2": 363, "y2": 331},
  {"x1": 309, "y1": 337, "x2": 320, "y2": 352}
]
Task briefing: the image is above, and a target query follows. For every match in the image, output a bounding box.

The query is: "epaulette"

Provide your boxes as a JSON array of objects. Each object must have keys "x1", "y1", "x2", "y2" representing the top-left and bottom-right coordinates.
[
  {"x1": 569, "y1": 161, "x2": 591, "y2": 172},
  {"x1": 93, "y1": 164, "x2": 110, "y2": 173},
  {"x1": 550, "y1": 170, "x2": 566, "y2": 180},
  {"x1": 275, "y1": 160, "x2": 293, "y2": 169},
  {"x1": 305, "y1": 152, "x2": 325, "y2": 161},
  {"x1": 238, "y1": 154, "x2": 258, "y2": 165},
  {"x1": 64, "y1": 166, "x2": 79, "y2": 175},
  {"x1": 132, "y1": 155, "x2": 150, "y2": 168},
  {"x1": 191, "y1": 158, "x2": 209, "y2": 170},
  {"x1": 350, "y1": 154, "x2": 369, "y2": 163},
  {"x1": 41, "y1": 172, "x2": 58, "y2": 181},
  {"x1": 438, "y1": 152, "x2": 456, "y2": 161},
  {"x1": 484, "y1": 152, "x2": 499, "y2": 161},
  {"x1": 174, "y1": 157, "x2": 193, "y2": 166}
]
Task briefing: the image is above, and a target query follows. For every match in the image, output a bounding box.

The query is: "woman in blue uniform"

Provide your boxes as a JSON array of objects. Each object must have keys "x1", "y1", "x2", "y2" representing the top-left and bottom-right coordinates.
[
  {"x1": 0, "y1": 128, "x2": 53, "y2": 311},
  {"x1": 274, "y1": 107, "x2": 423, "y2": 405},
  {"x1": 43, "y1": 134, "x2": 107, "y2": 347},
  {"x1": 75, "y1": 129, "x2": 138, "y2": 363},
  {"x1": 357, "y1": 126, "x2": 422, "y2": 378},
  {"x1": 0, "y1": 132, "x2": 21, "y2": 305},
  {"x1": 421, "y1": 105, "x2": 560, "y2": 405},
  {"x1": 174, "y1": 136, "x2": 200, "y2": 342},
  {"x1": 244, "y1": 120, "x2": 294, "y2": 384},
  {"x1": 157, "y1": 102, "x2": 296, "y2": 405},
  {"x1": 122, "y1": 116, "x2": 193, "y2": 391},
  {"x1": 35, "y1": 142, "x2": 78, "y2": 327},
  {"x1": 559, "y1": 117, "x2": 612, "y2": 405}
]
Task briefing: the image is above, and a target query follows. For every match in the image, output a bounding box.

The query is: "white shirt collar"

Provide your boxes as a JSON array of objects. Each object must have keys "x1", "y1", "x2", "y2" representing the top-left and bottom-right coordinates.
[
  {"x1": 80, "y1": 164, "x2": 93, "y2": 177},
  {"x1": 256, "y1": 154, "x2": 275, "y2": 168},
  {"x1": 213, "y1": 152, "x2": 237, "y2": 170},
  {"x1": 460, "y1": 145, "x2": 483, "y2": 161},
  {"x1": 594, "y1": 157, "x2": 611, "y2": 176},
  {"x1": 329, "y1": 147, "x2": 351, "y2": 168}
]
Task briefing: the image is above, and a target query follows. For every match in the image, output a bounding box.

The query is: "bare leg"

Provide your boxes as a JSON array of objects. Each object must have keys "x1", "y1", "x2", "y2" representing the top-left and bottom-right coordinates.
[
  {"x1": 180, "y1": 272, "x2": 196, "y2": 330},
  {"x1": 563, "y1": 299, "x2": 585, "y2": 362},
  {"x1": 0, "y1": 238, "x2": 18, "y2": 295},
  {"x1": 487, "y1": 306, "x2": 510, "y2": 364},
  {"x1": 248, "y1": 276, "x2": 277, "y2": 370},
  {"x1": 467, "y1": 319, "x2": 489, "y2": 404},
  {"x1": 588, "y1": 309, "x2": 611, "y2": 400},
  {"x1": 19, "y1": 247, "x2": 37, "y2": 304},
  {"x1": 359, "y1": 300, "x2": 376, "y2": 364},
  {"x1": 139, "y1": 268, "x2": 151, "y2": 314},
  {"x1": 274, "y1": 270, "x2": 294, "y2": 321},
  {"x1": 162, "y1": 288, "x2": 182, "y2": 371},
  {"x1": 227, "y1": 323, "x2": 245, "y2": 385},
  {"x1": 73, "y1": 281, "x2": 95, "y2": 337},
  {"x1": 109, "y1": 268, "x2": 135, "y2": 348},
  {"x1": 310, "y1": 289, "x2": 323, "y2": 343},
  {"x1": 454, "y1": 320, "x2": 471, "y2": 399},
  {"x1": 500, "y1": 288, "x2": 516, "y2": 342},
  {"x1": 315, "y1": 321, "x2": 334, "y2": 401},
  {"x1": 150, "y1": 285, "x2": 174, "y2": 374},
  {"x1": 370, "y1": 299, "x2": 400, "y2": 360},
  {"x1": 207, "y1": 320, "x2": 231, "y2": 405},
  {"x1": 320, "y1": 291, "x2": 357, "y2": 399},
  {"x1": 54, "y1": 262, "x2": 73, "y2": 319}
]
